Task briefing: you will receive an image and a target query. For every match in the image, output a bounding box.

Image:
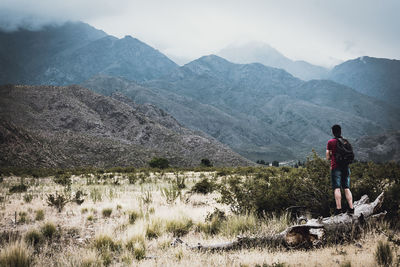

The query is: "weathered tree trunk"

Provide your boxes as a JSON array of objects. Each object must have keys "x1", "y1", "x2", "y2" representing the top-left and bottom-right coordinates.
[{"x1": 172, "y1": 193, "x2": 386, "y2": 250}]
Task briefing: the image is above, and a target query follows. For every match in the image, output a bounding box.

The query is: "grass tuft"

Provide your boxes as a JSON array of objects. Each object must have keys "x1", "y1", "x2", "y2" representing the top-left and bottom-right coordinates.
[
  {"x1": 375, "y1": 240, "x2": 393, "y2": 266},
  {"x1": 102, "y1": 208, "x2": 113, "y2": 218},
  {"x1": 0, "y1": 241, "x2": 33, "y2": 267}
]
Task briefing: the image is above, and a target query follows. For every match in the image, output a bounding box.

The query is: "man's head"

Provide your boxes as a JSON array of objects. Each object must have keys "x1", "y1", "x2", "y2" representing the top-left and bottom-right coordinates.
[{"x1": 332, "y1": 124, "x2": 341, "y2": 138}]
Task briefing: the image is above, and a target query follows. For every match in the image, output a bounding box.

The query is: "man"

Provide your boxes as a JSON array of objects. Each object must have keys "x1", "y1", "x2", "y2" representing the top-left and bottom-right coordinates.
[{"x1": 326, "y1": 124, "x2": 354, "y2": 215}]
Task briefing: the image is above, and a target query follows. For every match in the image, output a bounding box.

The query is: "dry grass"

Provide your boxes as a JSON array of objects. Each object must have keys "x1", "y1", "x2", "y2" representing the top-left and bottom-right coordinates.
[{"x1": 0, "y1": 172, "x2": 399, "y2": 266}]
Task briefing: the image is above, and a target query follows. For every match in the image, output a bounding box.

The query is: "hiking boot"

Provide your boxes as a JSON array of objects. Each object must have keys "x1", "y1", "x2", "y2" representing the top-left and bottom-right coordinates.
[
  {"x1": 347, "y1": 208, "x2": 354, "y2": 215},
  {"x1": 334, "y1": 208, "x2": 343, "y2": 215}
]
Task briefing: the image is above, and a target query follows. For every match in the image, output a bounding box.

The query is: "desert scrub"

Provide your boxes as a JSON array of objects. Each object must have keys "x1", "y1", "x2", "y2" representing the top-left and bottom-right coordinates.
[
  {"x1": 89, "y1": 187, "x2": 103, "y2": 203},
  {"x1": 24, "y1": 229, "x2": 44, "y2": 248},
  {"x1": 125, "y1": 235, "x2": 146, "y2": 260},
  {"x1": 128, "y1": 210, "x2": 141, "y2": 224},
  {"x1": 165, "y1": 216, "x2": 193, "y2": 237},
  {"x1": 35, "y1": 209, "x2": 45, "y2": 221},
  {"x1": 81, "y1": 207, "x2": 89, "y2": 214},
  {"x1": 23, "y1": 194, "x2": 33, "y2": 203},
  {"x1": 375, "y1": 240, "x2": 393, "y2": 266},
  {"x1": 160, "y1": 185, "x2": 181, "y2": 204},
  {"x1": 93, "y1": 235, "x2": 121, "y2": 252},
  {"x1": 18, "y1": 211, "x2": 28, "y2": 223},
  {"x1": 145, "y1": 218, "x2": 164, "y2": 239},
  {"x1": 220, "y1": 213, "x2": 258, "y2": 237},
  {"x1": 40, "y1": 222, "x2": 58, "y2": 240},
  {"x1": 191, "y1": 177, "x2": 216, "y2": 194},
  {"x1": 102, "y1": 208, "x2": 113, "y2": 218},
  {"x1": 0, "y1": 241, "x2": 33, "y2": 267},
  {"x1": 46, "y1": 191, "x2": 69, "y2": 212}
]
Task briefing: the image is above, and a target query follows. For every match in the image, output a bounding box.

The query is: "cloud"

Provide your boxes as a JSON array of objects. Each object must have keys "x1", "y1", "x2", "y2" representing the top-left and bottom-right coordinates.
[{"x1": 0, "y1": 0, "x2": 399, "y2": 66}]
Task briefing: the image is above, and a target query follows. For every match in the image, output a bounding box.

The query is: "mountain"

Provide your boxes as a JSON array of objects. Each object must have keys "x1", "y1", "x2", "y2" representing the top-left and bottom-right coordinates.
[
  {"x1": 354, "y1": 131, "x2": 400, "y2": 163},
  {"x1": 0, "y1": 21, "x2": 178, "y2": 85},
  {"x1": 0, "y1": 84, "x2": 252, "y2": 168},
  {"x1": 328, "y1": 56, "x2": 400, "y2": 106},
  {"x1": 218, "y1": 42, "x2": 329, "y2": 81},
  {"x1": 83, "y1": 56, "x2": 400, "y2": 161}
]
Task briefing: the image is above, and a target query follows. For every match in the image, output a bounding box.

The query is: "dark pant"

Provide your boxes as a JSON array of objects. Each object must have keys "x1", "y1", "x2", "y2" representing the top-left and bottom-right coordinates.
[{"x1": 331, "y1": 167, "x2": 350, "y2": 189}]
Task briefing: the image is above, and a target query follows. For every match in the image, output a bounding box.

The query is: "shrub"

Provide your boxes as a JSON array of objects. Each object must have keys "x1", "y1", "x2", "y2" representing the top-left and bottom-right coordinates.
[
  {"x1": 375, "y1": 240, "x2": 393, "y2": 266},
  {"x1": 148, "y1": 157, "x2": 169, "y2": 169},
  {"x1": 102, "y1": 208, "x2": 113, "y2": 218},
  {"x1": 40, "y1": 222, "x2": 58, "y2": 240},
  {"x1": 46, "y1": 192, "x2": 69, "y2": 212},
  {"x1": 93, "y1": 235, "x2": 120, "y2": 252},
  {"x1": 165, "y1": 216, "x2": 193, "y2": 237},
  {"x1": 218, "y1": 152, "x2": 333, "y2": 217},
  {"x1": 200, "y1": 158, "x2": 213, "y2": 167},
  {"x1": 128, "y1": 211, "x2": 140, "y2": 224},
  {"x1": 161, "y1": 186, "x2": 181, "y2": 204},
  {"x1": 35, "y1": 210, "x2": 45, "y2": 221},
  {"x1": 145, "y1": 219, "x2": 164, "y2": 239},
  {"x1": 23, "y1": 194, "x2": 33, "y2": 203},
  {"x1": 53, "y1": 173, "x2": 71, "y2": 186},
  {"x1": 24, "y1": 230, "x2": 44, "y2": 247},
  {"x1": 191, "y1": 178, "x2": 215, "y2": 194},
  {"x1": 125, "y1": 235, "x2": 146, "y2": 260},
  {"x1": 18, "y1": 212, "x2": 28, "y2": 224},
  {"x1": 0, "y1": 241, "x2": 33, "y2": 267},
  {"x1": 9, "y1": 184, "x2": 28, "y2": 193}
]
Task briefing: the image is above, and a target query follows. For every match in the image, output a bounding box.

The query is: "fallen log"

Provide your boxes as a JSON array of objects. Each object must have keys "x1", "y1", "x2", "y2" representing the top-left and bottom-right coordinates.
[{"x1": 172, "y1": 192, "x2": 386, "y2": 250}]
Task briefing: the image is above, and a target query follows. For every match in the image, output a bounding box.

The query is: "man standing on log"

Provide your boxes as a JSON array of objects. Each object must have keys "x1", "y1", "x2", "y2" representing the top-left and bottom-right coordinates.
[{"x1": 326, "y1": 124, "x2": 354, "y2": 215}]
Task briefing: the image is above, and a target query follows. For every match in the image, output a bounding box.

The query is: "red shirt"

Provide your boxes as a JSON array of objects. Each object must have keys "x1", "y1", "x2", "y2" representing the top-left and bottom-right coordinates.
[{"x1": 327, "y1": 138, "x2": 338, "y2": 169}]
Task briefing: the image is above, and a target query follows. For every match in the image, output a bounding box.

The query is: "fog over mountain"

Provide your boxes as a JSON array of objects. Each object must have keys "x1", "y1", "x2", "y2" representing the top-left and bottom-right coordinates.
[
  {"x1": 0, "y1": 21, "x2": 178, "y2": 85},
  {"x1": 218, "y1": 42, "x2": 329, "y2": 81}
]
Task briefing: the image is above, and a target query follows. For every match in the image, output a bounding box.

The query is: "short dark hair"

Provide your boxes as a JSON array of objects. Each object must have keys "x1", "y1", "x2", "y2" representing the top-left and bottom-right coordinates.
[{"x1": 332, "y1": 124, "x2": 341, "y2": 138}]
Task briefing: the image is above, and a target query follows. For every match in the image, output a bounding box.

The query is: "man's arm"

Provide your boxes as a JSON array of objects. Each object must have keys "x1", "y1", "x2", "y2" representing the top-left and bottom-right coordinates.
[{"x1": 326, "y1": 150, "x2": 331, "y2": 160}]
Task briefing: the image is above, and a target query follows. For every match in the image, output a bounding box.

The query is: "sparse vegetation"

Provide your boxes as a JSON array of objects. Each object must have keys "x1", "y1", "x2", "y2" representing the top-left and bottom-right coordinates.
[{"x1": 1, "y1": 162, "x2": 399, "y2": 266}]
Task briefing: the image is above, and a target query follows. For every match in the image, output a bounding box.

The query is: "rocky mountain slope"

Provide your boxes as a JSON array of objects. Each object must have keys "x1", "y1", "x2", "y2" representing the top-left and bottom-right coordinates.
[
  {"x1": 0, "y1": 22, "x2": 178, "y2": 85},
  {"x1": 354, "y1": 131, "x2": 400, "y2": 162},
  {"x1": 0, "y1": 84, "x2": 252, "y2": 168},
  {"x1": 328, "y1": 56, "x2": 400, "y2": 107},
  {"x1": 218, "y1": 42, "x2": 328, "y2": 80},
  {"x1": 83, "y1": 56, "x2": 400, "y2": 161}
]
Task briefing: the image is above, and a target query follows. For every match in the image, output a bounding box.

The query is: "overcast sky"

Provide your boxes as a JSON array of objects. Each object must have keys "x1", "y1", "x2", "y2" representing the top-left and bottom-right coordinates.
[{"x1": 1, "y1": 0, "x2": 399, "y2": 67}]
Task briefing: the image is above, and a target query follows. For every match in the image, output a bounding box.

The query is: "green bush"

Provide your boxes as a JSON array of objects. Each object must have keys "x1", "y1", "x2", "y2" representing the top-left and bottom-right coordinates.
[
  {"x1": 148, "y1": 157, "x2": 169, "y2": 169},
  {"x1": 24, "y1": 230, "x2": 44, "y2": 247},
  {"x1": 53, "y1": 173, "x2": 72, "y2": 186},
  {"x1": 200, "y1": 158, "x2": 213, "y2": 167},
  {"x1": 23, "y1": 194, "x2": 33, "y2": 203},
  {"x1": 165, "y1": 216, "x2": 193, "y2": 237},
  {"x1": 9, "y1": 184, "x2": 28, "y2": 193},
  {"x1": 40, "y1": 222, "x2": 58, "y2": 239},
  {"x1": 102, "y1": 208, "x2": 113, "y2": 218},
  {"x1": 191, "y1": 178, "x2": 215, "y2": 194},
  {"x1": 128, "y1": 211, "x2": 140, "y2": 224},
  {"x1": 93, "y1": 235, "x2": 121, "y2": 252},
  {"x1": 35, "y1": 210, "x2": 45, "y2": 221}
]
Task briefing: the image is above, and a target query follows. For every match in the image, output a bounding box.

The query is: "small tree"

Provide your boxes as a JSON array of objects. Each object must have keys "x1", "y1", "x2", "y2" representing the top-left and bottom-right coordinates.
[
  {"x1": 201, "y1": 158, "x2": 213, "y2": 167},
  {"x1": 272, "y1": 160, "x2": 279, "y2": 167},
  {"x1": 148, "y1": 157, "x2": 169, "y2": 169}
]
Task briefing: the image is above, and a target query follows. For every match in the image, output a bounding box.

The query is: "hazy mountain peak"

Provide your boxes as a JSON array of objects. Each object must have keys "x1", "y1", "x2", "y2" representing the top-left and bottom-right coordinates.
[{"x1": 218, "y1": 41, "x2": 328, "y2": 81}]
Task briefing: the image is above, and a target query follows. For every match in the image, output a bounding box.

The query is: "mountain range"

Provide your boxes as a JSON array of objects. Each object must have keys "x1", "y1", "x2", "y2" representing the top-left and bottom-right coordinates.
[
  {"x1": 0, "y1": 84, "x2": 251, "y2": 168},
  {"x1": 1, "y1": 21, "x2": 399, "y2": 165}
]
